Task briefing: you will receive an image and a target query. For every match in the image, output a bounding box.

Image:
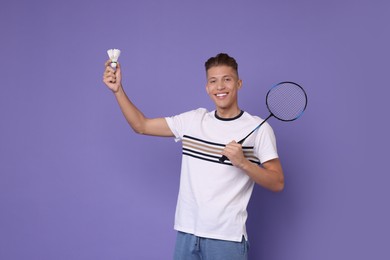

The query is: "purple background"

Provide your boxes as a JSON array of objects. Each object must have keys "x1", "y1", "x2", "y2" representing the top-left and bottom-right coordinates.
[{"x1": 1, "y1": 0, "x2": 389, "y2": 259}]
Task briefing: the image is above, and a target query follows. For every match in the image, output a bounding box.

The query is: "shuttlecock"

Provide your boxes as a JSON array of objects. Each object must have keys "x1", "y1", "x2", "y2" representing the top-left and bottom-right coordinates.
[{"x1": 107, "y1": 49, "x2": 121, "y2": 69}]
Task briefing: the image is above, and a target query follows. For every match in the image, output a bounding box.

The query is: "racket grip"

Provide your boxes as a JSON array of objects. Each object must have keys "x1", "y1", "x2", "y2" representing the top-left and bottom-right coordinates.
[{"x1": 219, "y1": 155, "x2": 228, "y2": 163}]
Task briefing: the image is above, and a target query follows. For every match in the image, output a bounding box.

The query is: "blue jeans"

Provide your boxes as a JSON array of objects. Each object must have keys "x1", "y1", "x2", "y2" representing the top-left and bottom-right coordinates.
[{"x1": 173, "y1": 231, "x2": 249, "y2": 260}]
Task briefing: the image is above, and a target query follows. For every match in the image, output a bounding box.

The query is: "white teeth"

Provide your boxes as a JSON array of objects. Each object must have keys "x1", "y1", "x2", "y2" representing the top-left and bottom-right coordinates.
[{"x1": 216, "y1": 93, "x2": 227, "y2": 97}]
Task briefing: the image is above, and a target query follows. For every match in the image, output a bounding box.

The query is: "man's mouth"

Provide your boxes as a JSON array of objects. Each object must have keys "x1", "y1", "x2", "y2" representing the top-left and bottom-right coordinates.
[{"x1": 216, "y1": 93, "x2": 228, "y2": 97}]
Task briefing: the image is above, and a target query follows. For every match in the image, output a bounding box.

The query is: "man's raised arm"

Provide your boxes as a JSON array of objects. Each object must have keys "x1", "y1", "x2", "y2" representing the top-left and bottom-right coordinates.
[{"x1": 103, "y1": 60, "x2": 173, "y2": 137}]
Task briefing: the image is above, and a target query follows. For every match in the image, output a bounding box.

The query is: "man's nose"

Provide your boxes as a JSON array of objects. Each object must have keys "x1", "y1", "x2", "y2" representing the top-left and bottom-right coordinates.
[{"x1": 217, "y1": 82, "x2": 225, "y2": 90}]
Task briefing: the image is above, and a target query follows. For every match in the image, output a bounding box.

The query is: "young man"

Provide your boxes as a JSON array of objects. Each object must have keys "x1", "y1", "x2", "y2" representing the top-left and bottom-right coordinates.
[{"x1": 103, "y1": 53, "x2": 284, "y2": 260}]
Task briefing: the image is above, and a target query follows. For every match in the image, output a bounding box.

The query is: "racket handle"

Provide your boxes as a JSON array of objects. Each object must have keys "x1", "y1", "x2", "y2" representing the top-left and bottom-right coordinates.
[
  {"x1": 219, "y1": 155, "x2": 228, "y2": 163},
  {"x1": 219, "y1": 139, "x2": 245, "y2": 163},
  {"x1": 218, "y1": 117, "x2": 271, "y2": 164}
]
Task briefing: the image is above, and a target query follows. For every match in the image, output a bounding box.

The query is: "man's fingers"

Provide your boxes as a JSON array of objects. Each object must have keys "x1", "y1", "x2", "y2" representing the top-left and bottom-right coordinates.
[
  {"x1": 104, "y1": 66, "x2": 115, "y2": 75},
  {"x1": 104, "y1": 59, "x2": 112, "y2": 67},
  {"x1": 225, "y1": 141, "x2": 240, "y2": 150},
  {"x1": 103, "y1": 60, "x2": 121, "y2": 93},
  {"x1": 222, "y1": 141, "x2": 242, "y2": 156},
  {"x1": 105, "y1": 76, "x2": 116, "y2": 84}
]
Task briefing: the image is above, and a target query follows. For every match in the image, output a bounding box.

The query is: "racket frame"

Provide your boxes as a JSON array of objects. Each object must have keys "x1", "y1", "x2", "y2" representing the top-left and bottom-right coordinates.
[
  {"x1": 266, "y1": 81, "x2": 308, "y2": 122},
  {"x1": 218, "y1": 81, "x2": 307, "y2": 163}
]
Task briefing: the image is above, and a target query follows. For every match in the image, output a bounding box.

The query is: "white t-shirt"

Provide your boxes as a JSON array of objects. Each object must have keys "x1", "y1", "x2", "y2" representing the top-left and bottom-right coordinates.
[{"x1": 165, "y1": 108, "x2": 278, "y2": 242}]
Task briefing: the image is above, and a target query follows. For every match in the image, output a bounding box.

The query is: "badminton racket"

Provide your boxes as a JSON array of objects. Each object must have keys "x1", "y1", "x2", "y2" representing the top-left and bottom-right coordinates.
[{"x1": 219, "y1": 81, "x2": 308, "y2": 163}]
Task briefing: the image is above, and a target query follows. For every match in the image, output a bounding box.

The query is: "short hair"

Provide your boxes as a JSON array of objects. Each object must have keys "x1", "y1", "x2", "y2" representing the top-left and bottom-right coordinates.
[{"x1": 205, "y1": 53, "x2": 238, "y2": 76}]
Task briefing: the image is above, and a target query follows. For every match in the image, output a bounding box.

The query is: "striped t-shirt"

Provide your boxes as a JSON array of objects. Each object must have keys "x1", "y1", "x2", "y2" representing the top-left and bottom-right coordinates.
[{"x1": 165, "y1": 108, "x2": 278, "y2": 242}]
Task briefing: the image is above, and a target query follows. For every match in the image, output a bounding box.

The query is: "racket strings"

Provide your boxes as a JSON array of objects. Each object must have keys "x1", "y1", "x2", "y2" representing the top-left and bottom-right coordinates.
[
  {"x1": 267, "y1": 83, "x2": 307, "y2": 121},
  {"x1": 219, "y1": 81, "x2": 307, "y2": 163}
]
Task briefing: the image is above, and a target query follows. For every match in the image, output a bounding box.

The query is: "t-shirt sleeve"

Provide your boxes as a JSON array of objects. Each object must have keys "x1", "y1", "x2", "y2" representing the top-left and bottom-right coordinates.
[
  {"x1": 165, "y1": 116, "x2": 182, "y2": 142},
  {"x1": 165, "y1": 109, "x2": 202, "y2": 142},
  {"x1": 254, "y1": 122, "x2": 279, "y2": 164}
]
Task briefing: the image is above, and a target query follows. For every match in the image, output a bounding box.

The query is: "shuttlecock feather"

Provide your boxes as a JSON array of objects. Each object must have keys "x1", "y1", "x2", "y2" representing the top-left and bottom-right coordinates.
[{"x1": 107, "y1": 49, "x2": 121, "y2": 69}]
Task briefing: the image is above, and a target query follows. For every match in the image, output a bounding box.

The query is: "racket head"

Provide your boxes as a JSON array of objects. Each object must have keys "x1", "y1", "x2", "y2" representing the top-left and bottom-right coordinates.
[{"x1": 266, "y1": 81, "x2": 307, "y2": 122}]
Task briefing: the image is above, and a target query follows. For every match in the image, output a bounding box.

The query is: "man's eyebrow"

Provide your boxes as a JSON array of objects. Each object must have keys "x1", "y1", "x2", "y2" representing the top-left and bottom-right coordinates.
[{"x1": 208, "y1": 74, "x2": 233, "y2": 79}]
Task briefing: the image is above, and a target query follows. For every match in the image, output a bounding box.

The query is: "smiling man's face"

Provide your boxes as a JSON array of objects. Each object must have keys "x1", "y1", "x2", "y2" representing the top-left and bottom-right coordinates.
[{"x1": 206, "y1": 65, "x2": 242, "y2": 118}]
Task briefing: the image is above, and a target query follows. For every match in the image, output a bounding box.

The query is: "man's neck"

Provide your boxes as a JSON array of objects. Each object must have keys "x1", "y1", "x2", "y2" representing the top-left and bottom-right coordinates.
[{"x1": 215, "y1": 108, "x2": 242, "y2": 119}]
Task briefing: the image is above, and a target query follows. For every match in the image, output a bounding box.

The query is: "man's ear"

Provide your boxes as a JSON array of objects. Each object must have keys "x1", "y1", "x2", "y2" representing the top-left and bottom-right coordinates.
[
  {"x1": 205, "y1": 84, "x2": 210, "y2": 94},
  {"x1": 238, "y1": 79, "x2": 243, "y2": 90}
]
